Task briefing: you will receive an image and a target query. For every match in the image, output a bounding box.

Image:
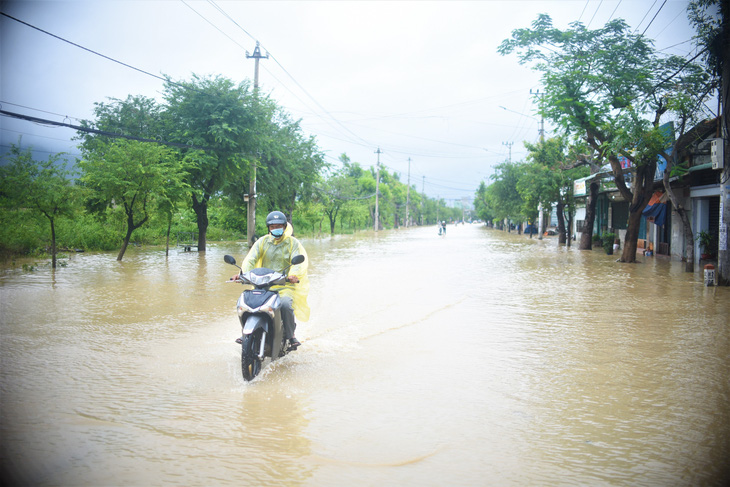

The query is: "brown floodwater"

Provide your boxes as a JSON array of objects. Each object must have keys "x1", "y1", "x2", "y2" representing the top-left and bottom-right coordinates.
[{"x1": 1, "y1": 224, "x2": 729, "y2": 486}]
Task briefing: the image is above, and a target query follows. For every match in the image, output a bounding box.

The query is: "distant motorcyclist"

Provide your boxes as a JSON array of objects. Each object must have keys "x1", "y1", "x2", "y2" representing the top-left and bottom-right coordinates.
[{"x1": 232, "y1": 211, "x2": 309, "y2": 349}]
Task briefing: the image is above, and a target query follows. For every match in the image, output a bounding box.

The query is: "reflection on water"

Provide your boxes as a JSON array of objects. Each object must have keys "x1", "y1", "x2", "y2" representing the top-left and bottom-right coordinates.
[{"x1": 1, "y1": 225, "x2": 729, "y2": 486}]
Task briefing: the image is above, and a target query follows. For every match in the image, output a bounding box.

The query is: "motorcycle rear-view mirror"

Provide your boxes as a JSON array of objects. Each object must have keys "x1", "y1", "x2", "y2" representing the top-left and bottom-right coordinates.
[
  {"x1": 224, "y1": 255, "x2": 237, "y2": 266},
  {"x1": 291, "y1": 255, "x2": 305, "y2": 265}
]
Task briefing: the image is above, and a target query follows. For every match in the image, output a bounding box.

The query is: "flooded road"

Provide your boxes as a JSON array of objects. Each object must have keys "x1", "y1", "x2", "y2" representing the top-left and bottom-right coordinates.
[{"x1": 1, "y1": 224, "x2": 729, "y2": 486}]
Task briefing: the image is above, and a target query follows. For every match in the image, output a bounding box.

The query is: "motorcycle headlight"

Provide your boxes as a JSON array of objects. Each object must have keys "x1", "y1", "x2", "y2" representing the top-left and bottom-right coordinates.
[{"x1": 236, "y1": 295, "x2": 277, "y2": 318}]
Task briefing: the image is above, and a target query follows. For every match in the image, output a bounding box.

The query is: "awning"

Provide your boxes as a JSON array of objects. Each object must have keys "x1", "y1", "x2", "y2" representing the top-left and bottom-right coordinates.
[{"x1": 642, "y1": 191, "x2": 669, "y2": 226}]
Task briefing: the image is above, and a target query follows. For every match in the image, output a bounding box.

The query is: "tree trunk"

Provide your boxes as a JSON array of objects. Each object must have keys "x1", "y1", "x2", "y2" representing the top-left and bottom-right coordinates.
[
  {"x1": 118, "y1": 224, "x2": 133, "y2": 261},
  {"x1": 619, "y1": 164, "x2": 656, "y2": 263},
  {"x1": 680, "y1": 209, "x2": 695, "y2": 273},
  {"x1": 165, "y1": 215, "x2": 172, "y2": 258},
  {"x1": 556, "y1": 201, "x2": 566, "y2": 244},
  {"x1": 192, "y1": 196, "x2": 208, "y2": 252},
  {"x1": 50, "y1": 218, "x2": 57, "y2": 269},
  {"x1": 117, "y1": 211, "x2": 146, "y2": 261},
  {"x1": 566, "y1": 209, "x2": 573, "y2": 248},
  {"x1": 328, "y1": 209, "x2": 337, "y2": 234},
  {"x1": 579, "y1": 181, "x2": 599, "y2": 250},
  {"x1": 621, "y1": 208, "x2": 644, "y2": 262}
]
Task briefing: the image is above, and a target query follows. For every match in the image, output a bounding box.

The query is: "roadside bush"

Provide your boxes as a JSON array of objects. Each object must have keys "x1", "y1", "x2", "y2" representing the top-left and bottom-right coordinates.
[
  {"x1": 0, "y1": 209, "x2": 48, "y2": 254},
  {"x1": 602, "y1": 233, "x2": 616, "y2": 254}
]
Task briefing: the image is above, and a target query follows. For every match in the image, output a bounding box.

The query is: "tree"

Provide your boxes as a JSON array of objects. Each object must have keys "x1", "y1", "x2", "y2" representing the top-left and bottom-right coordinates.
[
  {"x1": 317, "y1": 156, "x2": 361, "y2": 234},
  {"x1": 489, "y1": 162, "x2": 527, "y2": 230},
  {"x1": 163, "y1": 75, "x2": 260, "y2": 251},
  {"x1": 255, "y1": 107, "x2": 326, "y2": 225},
  {"x1": 500, "y1": 15, "x2": 709, "y2": 263},
  {"x1": 522, "y1": 138, "x2": 589, "y2": 243},
  {"x1": 0, "y1": 145, "x2": 77, "y2": 268},
  {"x1": 80, "y1": 139, "x2": 185, "y2": 261},
  {"x1": 474, "y1": 181, "x2": 495, "y2": 224}
]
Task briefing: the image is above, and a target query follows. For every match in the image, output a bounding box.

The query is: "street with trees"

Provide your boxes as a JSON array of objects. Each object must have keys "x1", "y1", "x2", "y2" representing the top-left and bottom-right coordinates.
[
  {"x1": 1, "y1": 74, "x2": 453, "y2": 262},
  {"x1": 498, "y1": 12, "x2": 715, "y2": 264}
]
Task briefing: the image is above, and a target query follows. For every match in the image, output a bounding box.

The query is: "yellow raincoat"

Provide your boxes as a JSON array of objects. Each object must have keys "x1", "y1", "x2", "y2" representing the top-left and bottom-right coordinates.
[{"x1": 240, "y1": 223, "x2": 310, "y2": 322}]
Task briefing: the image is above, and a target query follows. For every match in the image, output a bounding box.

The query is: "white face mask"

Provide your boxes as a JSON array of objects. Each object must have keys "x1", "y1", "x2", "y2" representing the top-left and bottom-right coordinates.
[{"x1": 271, "y1": 228, "x2": 284, "y2": 237}]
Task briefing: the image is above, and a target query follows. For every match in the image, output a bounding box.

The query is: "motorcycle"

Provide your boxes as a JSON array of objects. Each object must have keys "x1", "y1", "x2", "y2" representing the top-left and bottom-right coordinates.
[{"x1": 224, "y1": 254, "x2": 305, "y2": 381}]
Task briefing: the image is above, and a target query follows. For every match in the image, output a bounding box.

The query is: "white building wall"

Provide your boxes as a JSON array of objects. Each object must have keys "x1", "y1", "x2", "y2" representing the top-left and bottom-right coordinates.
[{"x1": 669, "y1": 194, "x2": 691, "y2": 261}]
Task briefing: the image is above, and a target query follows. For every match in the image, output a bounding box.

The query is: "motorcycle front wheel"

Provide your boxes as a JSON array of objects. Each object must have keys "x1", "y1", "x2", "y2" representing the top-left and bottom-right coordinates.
[{"x1": 241, "y1": 330, "x2": 263, "y2": 381}]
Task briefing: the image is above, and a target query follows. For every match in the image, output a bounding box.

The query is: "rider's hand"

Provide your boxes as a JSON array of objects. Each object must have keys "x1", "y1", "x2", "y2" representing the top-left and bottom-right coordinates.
[
  {"x1": 286, "y1": 275, "x2": 300, "y2": 284},
  {"x1": 230, "y1": 273, "x2": 240, "y2": 281}
]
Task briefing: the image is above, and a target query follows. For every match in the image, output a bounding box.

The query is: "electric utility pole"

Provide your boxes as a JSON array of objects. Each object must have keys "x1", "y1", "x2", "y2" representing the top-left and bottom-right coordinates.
[
  {"x1": 502, "y1": 141, "x2": 513, "y2": 163},
  {"x1": 422, "y1": 176, "x2": 425, "y2": 225},
  {"x1": 406, "y1": 157, "x2": 411, "y2": 227},
  {"x1": 246, "y1": 41, "x2": 268, "y2": 245},
  {"x1": 530, "y1": 88, "x2": 546, "y2": 143},
  {"x1": 532, "y1": 88, "x2": 546, "y2": 239},
  {"x1": 374, "y1": 147, "x2": 382, "y2": 232}
]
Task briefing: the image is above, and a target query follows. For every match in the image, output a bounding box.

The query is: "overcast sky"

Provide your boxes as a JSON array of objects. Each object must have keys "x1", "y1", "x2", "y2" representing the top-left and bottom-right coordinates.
[{"x1": 0, "y1": 0, "x2": 699, "y2": 200}]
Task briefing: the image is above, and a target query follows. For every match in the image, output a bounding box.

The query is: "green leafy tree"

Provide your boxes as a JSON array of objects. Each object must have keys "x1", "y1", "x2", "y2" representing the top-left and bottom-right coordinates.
[
  {"x1": 474, "y1": 180, "x2": 495, "y2": 223},
  {"x1": 499, "y1": 15, "x2": 709, "y2": 262},
  {"x1": 77, "y1": 95, "x2": 164, "y2": 150},
  {"x1": 0, "y1": 145, "x2": 77, "y2": 268},
  {"x1": 255, "y1": 107, "x2": 326, "y2": 224},
  {"x1": 162, "y1": 75, "x2": 260, "y2": 251},
  {"x1": 317, "y1": 156, "x2": 362, "y2": 234},
  {"x1": 522, "y1": 138, "x2": 589, "y2": 242},
  {"x1": 80, "y1": 139, "x2": 185, "y2": 261},
  {"x1": 488, "y1": 162, "x2": 527, "y2": 231}
]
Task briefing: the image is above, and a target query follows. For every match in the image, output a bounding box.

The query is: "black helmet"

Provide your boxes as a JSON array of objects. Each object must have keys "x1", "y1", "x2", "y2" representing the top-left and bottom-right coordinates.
[{"x1": 265, "y1": 211, "x2": 287, "y2": 227}]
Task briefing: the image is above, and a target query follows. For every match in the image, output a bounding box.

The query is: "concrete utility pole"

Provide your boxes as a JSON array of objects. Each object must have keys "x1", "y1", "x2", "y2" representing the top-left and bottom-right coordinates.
[
  {"x1": 246, "y1": 41, "x2": 268, "y2": 246},
  {"x1": 502, "y1": 141, "x2": 513, "y2": 163},
  {"x1": 374, "y1": 147, "x2": 382, "y2": 232},
  {"x1": 531, "y1": 88, "x2": 546, "y2": 239},
  {"x1": 530, "y1": 88, "x2": 546, "y2": 143},
  {"x1": 422, "y1": 176, "x2": 425, "y2": 225},
  {"x1": 406, "y1": 157, "x2": 411, "y2": 227}
]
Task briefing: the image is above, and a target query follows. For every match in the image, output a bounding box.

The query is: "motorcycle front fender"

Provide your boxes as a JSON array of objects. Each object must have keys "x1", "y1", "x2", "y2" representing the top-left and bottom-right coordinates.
[{"x1": 242, "y1": 314, "x2": 270, "y2": 335}]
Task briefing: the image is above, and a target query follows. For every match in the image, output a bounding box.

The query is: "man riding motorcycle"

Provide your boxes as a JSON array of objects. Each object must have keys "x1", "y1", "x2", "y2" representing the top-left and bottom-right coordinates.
[{"x1": 232, "y1": 211, "x2": 310, "y2": 349}]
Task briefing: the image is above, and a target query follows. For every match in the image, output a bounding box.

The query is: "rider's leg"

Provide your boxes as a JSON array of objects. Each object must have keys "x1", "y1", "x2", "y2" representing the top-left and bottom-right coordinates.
[{"x1": 280, "y1": 296, "x2": 300, "y2": 347}]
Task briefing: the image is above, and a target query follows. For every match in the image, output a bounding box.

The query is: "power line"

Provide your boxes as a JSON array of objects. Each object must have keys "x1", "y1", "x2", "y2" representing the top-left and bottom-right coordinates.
[
  {"x1": 607, "y1": 0, "x2": 623, "y2": 22},
  {"x1": 586, "y1": 0, "x2": 604, "y2": 28},
  {"x1": 642, "y1": 0, "x2": 668, "y2": 35},
  {"x1": 634, "y1": 0, "x2": 659, "y2": 33},
  {"x1": 578, "y1": 0, "x2": 590, "y2": 22},
  {"x1": 201, "y1": 1, "x2": 375, "y2": 149},
  {"x1": 0, "y1": 109, "x2": 213, "y2": 151},
  {"x1": 0, "y1": 12, "x2": 208, "y2": 97},
  {"x1": 179, "y1": 0, "x2": 248, "y2": 51},
  {"x1": 0, "y1": 100, "x2": 84, "y2": 123},
  {"x1": 207, "y1": 0, "x2": 257, "y2": 42},
  {"x1": 2, "y1": 13, "x2": 163, "y2": 83}
]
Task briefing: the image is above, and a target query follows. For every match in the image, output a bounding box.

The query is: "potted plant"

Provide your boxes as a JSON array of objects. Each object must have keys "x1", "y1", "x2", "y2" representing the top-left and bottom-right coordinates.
[
  {"x1": 602, "y1": 232, "x2": 616, "y2": 255},
  {"x1": 696, "y1": 230, "x2": 712, "y2": 259}
]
